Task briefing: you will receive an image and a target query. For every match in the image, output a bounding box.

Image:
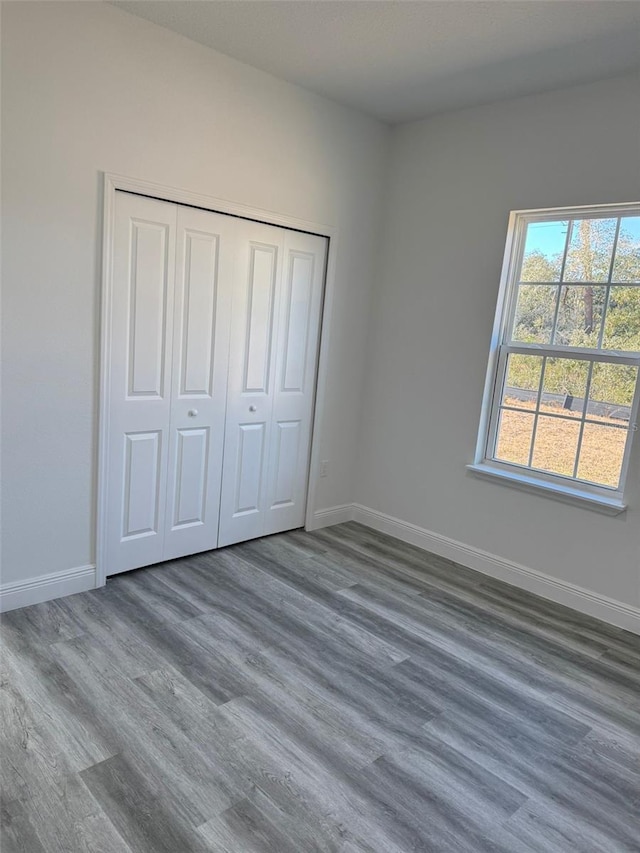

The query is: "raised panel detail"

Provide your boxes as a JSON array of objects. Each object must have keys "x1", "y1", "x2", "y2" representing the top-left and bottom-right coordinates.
[
  {"x1": 122, "y1": 431, "x2": 161, "y2": 539},
  {"x1": 282, "y1": 252, "x2": 314, "y2": 393},
  {"x1": 172, "y1": 428, "x2": 209, "y2": 528},
  {"x1": 235, "y1": 423, "x2": 265, "y2": 515},
  {"x1": 128, "y1": 220, "x2": 169, "y2": 397},
  {"x1": 180, "y1": 231, "x2": 218, "y2": 397},
  {"x1": 271, "y1": 421, "x2": 301, "y2": 508},
  {"x1": 244, "y1": 244, "x2": 277, "y2": 393}
]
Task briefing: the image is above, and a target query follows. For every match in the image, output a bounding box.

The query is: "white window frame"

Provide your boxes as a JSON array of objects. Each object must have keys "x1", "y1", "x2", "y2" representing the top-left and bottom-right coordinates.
[{"x1": 469, "y1": 202, "x2": 640, "y2": 515}]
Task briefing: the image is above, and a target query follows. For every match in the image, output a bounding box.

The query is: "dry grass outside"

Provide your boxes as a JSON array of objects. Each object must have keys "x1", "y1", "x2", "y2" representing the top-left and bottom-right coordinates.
[{"x1": 495, "y1": 398, "x2": 627, "y2": 488}]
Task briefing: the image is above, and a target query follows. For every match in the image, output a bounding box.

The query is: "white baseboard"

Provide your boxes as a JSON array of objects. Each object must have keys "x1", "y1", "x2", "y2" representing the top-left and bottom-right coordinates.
[
  {"x1": 307, "y1": 503, "x2": 355, "y2": 531},
  {"x1": 0, "y1": 564, "x2": 96, "y2": 613},
  {"x1": 312, "y1": 503, "x2": 640, "y2": 635},
  {"x1": 4, "y1": 505, "x2": 637, "y2": 635}
]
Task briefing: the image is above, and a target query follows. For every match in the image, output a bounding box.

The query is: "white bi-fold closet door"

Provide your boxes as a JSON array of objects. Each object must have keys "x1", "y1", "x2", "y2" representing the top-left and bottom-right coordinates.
[
  {"x1": 105, "y1": 191, "x2": 326, "y2": 576},
  {"x1": 218, "y1": 220, "x2": 325, "y2": 547},
  {"x1": 106, "y1": 194, "x2": 234, "y2": 575}
]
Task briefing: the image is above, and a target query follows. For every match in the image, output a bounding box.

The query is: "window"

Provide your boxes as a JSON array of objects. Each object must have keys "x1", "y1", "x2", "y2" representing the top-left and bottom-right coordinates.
[{"x1": 470, "y1": 203, "x2": 640, "y2": 513}]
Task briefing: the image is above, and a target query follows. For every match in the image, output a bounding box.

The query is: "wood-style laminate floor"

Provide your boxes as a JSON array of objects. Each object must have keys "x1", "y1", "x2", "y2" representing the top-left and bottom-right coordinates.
[{"x1": 2, "y1": 522, "x2": 639, "y2": 852}]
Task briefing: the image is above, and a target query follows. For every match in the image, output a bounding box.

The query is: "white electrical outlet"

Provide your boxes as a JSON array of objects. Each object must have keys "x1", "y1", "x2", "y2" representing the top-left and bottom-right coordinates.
[{"x1": 319, "y1": 459, "x2": 329, "y2": 477}]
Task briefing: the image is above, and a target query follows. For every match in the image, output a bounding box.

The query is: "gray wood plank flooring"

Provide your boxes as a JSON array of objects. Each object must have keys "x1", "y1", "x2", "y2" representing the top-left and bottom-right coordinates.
[{"x1": 1, "y1": 521, "x2": 639, "y2": 852}]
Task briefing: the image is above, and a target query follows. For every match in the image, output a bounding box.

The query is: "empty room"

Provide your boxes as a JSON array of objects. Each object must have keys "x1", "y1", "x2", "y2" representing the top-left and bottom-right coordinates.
[{"x1": 1, "y1": 1, "x2": 640, "y2": 850}]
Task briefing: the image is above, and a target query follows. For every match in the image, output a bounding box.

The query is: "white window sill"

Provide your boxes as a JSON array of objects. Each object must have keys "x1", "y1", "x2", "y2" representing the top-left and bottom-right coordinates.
[{"x1": 466, "y1": 463, "x2": 627, "y2": 516}]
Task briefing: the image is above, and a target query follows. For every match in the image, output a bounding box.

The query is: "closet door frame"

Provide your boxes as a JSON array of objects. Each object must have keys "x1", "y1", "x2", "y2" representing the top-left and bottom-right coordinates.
[{"x1": 97, "y1": 172, "x2": 338, "y2": 588}]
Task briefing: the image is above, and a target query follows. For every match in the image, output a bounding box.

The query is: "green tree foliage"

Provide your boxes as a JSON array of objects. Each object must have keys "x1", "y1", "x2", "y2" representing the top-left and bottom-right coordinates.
[
  {"x1": 507, "y1": 218, "x2": 640, "y2": 406},
  {"x1": 603, "y1": 288, "x2": 640, "y2": 352},
  {"x1": 520, "y1": 249, "x2": 557, "y2": 283}
]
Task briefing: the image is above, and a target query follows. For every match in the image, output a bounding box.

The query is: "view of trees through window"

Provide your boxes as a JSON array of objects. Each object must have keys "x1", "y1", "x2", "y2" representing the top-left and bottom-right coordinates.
[{"x1": 491, "y1": 211, "x2": 640, "y2": 490}]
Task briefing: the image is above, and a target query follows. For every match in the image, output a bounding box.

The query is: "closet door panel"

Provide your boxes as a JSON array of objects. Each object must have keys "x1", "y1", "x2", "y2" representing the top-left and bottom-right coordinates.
[
  {"x1": 219, "y1": 223, "x2": 326, "y2": 546},
  {"x1": 163, "y1": 206, "x2": 234, "y2": 560},
  {"x1": 106, "y1": 193, "x2": 177, "y2": 575},
  {"x1": 281, "y1": 252, "x2": 315, "y2": 393},
  {"x1": 269, "y1": 419, "x2": 302, "y2": 508},
  {"x1": 171, "y1": 427, "x2": 209, "y2": 527},
  {"x1": 127, "y1": 222, "x2": 171, "y2": 396},
  {"x1": 244, "y1": 244, "x2": 278, "y2": 393},
  {"x1": 179, "y1": 232, "x2": 218, "y2": 395},
  {"x1": 218, "y1": 222, "x2": 283, "y2": 547},
  {"x1": 122, "y1": 431, "x2": 163, "y2": 538},
  {"x1": 234, "y1": 421, "x2": 267, "y2": 513},
  {"x1": 263, "y1": 232, "x2": 327, "y2": 536}
]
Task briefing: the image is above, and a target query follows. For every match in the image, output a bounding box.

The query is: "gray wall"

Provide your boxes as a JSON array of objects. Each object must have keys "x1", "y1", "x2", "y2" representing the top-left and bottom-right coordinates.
[
  {"x1": 0, "y1": 2, "x2": 389, "y2": 586},
  {"x1": 3, "y1": 2, "x2": 638, "y2": 614},
  {"x1": 356, "y1": 72, "x2": 640, "y2": 607}
]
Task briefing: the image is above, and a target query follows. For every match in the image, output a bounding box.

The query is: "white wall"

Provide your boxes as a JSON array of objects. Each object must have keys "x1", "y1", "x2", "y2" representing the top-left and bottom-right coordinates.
[
  {"x1": 0, "y1": 2, "x2": 388, "y2": 588},
  {"x1": 356, "y1": 73, "x2": 640, "y2": 610}
]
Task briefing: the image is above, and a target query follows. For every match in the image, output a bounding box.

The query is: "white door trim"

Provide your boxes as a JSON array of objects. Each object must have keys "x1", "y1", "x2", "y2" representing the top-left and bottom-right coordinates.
[{"x1": 97, "y1": 172, "x2": 337, "y2": 587}]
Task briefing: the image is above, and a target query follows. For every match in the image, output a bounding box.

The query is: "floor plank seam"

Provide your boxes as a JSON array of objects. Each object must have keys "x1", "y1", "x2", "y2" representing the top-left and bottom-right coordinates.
[{"x1": 2, "y1": 523, "x2": 639, "y2": 853}]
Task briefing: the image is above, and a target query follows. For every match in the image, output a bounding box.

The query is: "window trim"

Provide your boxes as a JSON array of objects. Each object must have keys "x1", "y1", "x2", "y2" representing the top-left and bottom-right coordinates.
[{"x1": 470, "y1": 202, "x2": 640, "y2": 513}]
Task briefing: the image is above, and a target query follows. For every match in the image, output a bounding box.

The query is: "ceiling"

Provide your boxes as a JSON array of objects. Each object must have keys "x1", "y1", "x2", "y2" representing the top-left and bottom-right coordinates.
[{"x1": 112, "y1": 1, "x2": 640, "y2": 124}]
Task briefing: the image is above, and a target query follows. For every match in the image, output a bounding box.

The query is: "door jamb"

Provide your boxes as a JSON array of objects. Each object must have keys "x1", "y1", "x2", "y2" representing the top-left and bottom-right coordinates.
[{"x1": 97, "y1": 172, "x2": 337, "y2": 587}]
